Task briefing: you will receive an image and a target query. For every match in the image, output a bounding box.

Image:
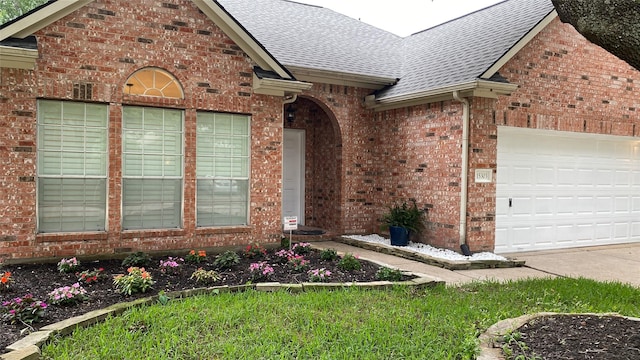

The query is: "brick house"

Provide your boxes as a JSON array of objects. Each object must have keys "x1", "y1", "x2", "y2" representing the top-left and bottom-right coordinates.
[{"x1": 0, "y1": 0, "x2": 638, "y2": 261}]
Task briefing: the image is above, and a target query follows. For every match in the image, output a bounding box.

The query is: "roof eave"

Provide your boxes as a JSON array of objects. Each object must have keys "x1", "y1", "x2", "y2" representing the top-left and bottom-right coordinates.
[
  {"x1": 287, "y1": 65, "x2": 398, "y2": 90},
  {"x1": 0, "y1": 0, "x2": 94, "y2": 40},
  {"x1": 366, "y1": 80, "x2": 519, "y2": 112},
  {"x1": 193, "y1": 0, "x2": 293, "y2": 80},
  {"x1": 480, "y1": 10, "x2": 558, "y2": 79},
  {"x1": 0, "y1": 45, "x2": 38, "y2": 69},
  {"x1": 253, "y1": 74, "x2": 313, "y2": 96}
]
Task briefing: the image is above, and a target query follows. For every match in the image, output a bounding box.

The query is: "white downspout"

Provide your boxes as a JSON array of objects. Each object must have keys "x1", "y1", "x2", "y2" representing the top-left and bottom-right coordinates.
[
  {"x1": 283, "y1": 94, "x2": 297, "y2": 105},
  {"x1": 452, "y1": 91, "x2": 469, "y2": 248}
]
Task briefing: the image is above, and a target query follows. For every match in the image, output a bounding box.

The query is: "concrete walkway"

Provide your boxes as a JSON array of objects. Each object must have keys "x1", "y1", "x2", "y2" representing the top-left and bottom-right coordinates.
[{"x1": 314, "y1": 241, "x2": 640, "y2": 287}]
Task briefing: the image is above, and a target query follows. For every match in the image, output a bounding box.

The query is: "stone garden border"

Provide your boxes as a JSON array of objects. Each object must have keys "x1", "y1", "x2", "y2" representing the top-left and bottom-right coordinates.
[
  {"x1": 477, "y1": 312, "x2": 640, "y2": 359},
  {"x1": 1, "y1": 274, "x2": 441, "y2": 360},
  {"x1": 337, "y1": 236, "x2": 525, "y2": 270}
]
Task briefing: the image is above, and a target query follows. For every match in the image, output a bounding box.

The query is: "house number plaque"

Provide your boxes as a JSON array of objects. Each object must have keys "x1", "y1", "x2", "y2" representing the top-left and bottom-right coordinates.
[{"x1": 474, "y1": 169, "x2": 493, "y2": 183}]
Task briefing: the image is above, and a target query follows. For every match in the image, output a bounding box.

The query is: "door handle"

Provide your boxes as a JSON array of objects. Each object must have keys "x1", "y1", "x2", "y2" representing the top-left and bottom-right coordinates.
[{"x1": 508, "y1": 198, "x2": 512, "y2": 208}]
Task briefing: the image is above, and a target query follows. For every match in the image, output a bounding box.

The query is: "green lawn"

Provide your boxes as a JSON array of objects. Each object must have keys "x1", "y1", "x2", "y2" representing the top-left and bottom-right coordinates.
[{"x1": 42, "y1": 278, "x2": 640, "y2": 359}]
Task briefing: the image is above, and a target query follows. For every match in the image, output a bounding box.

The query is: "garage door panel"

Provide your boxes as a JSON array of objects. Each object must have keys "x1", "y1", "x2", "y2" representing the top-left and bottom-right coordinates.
[
  {"x1": 496, "y1": 127, "x2": 640, "y2": 253},
  {"x1": 535, "y1": 196, "x2": 554, "y2": 215},
  {"x1": 633, "y1": 197, "x2": 640, "y2": 212},
  {"x1": 633, "y1": 222, "x2": 640, "y2": 237},
  {"x1": 614, "y1": 223, "x2": 630, "y2": 239},
  {"x1": 595, "y1": 223, "x2": 612, "y2": 240},
  {"x1": 615, "y1": 197, "x2": 630, "y2": 213},
  {"x1": 576, "y1": 196, "x2": 595, "y2": 215}
]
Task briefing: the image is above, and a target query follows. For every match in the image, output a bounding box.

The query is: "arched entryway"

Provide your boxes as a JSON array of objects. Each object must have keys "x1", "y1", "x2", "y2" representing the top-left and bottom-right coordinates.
[{"x1": 282, "y1": 97, "x2": 343, "y2": 234}]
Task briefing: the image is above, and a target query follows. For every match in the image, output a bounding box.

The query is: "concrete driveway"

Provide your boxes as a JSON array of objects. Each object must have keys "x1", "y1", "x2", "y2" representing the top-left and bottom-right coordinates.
[
  {"x1": 498, "y1": 243, "x2": 640, "y2": 287},
  {"x1": 315, "y1": 241, "x2": 640, "y2": 287},
  {"x1": 454, "y1": 243, "x2": 640, "y2": 287}
]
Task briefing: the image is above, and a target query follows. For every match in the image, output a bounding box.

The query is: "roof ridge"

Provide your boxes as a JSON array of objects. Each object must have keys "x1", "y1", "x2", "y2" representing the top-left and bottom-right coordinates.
[{"x1": 407, "y1": 0, "x2": 511, "y2": 37}]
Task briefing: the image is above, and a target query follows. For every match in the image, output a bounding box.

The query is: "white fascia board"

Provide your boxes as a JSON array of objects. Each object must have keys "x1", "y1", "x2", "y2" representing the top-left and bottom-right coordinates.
[
  {"x1": 287, "y1": 65, "x2": 397, "y2": 90},
  {"x1": 0, "y1": 0, "x2": 95, "y2": 40},
  {"x1": 193, "y1": 0, "x2": 292, "y2": 80},
  {"x1": 480, "y1": 11, "x2": 558, "y2": 79},
  {"x1": 253, "y1": 74, "x2": 313, "y2": 96},
  {"x1": 367, "y1": 80, "x2": 518, "y2": 112},
  {"x1": 0, "y1": 46, "x2": 38, "y2": 69}
]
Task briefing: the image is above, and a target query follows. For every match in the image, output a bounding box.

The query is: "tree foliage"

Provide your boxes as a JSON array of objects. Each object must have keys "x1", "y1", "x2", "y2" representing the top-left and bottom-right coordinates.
[
  {"x1": 0, "y1": 0, "x2": 48, "y2": 25},
  {"x1": 552, "y1": 0, "x2": 640, "y2": 71}
]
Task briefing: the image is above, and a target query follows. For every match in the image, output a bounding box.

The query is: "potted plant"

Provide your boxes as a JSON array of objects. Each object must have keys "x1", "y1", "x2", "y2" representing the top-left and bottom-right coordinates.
[{"x1": 380, "y1": 200, "x2": 424, "y2": 246}]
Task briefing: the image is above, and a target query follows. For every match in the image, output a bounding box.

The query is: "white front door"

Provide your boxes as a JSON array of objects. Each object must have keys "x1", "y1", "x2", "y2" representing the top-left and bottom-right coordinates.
[
  {"x1": 495, "y1": 127, "x2": 640, "y2": 253},
  {"x1": 283, "y1": 129, "x2": 305, "y2": 225}
]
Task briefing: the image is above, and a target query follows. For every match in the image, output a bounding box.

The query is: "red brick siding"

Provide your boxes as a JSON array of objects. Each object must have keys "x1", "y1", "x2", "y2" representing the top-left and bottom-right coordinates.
[
  {"x1": 0, "y1": 0, "x2": 284, "y2": 260},
  {"x1": 297, "y1": 85, "x2": 375, "y2": 235},
  {"x1": 496, "y1": 18, "x2": 640, "y2": 135},
  {"x1": 369, "y1": 102, "x2": 465, "y2": 249}
]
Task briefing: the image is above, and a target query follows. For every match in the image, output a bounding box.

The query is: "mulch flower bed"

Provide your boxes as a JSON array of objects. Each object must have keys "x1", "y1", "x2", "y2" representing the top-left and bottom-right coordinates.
[
  {"x1": 502, "y1": 314, "x2": 640, "y2": 359},
  {"x1": 1, "y1": 243, "x2": 410, "y2": 352}
]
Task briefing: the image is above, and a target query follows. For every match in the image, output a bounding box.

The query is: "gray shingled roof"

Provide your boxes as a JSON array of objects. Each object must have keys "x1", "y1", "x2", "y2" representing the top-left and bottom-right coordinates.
[
  {"x1": 378, "y1": 0, "x2": 554, "y2": 99},
  {"x1": 219, "y1": 0, "x2": 555, "y2": 100},
  {"x1": 216, "y1": 0, "x2": 403, "y2": 79},
  {"x1": 2, "y1": 0, "x2": 555, "y2": 101}
]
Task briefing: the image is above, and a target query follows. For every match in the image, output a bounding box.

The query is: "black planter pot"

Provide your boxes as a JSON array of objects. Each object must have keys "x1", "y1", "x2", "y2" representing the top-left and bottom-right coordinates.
[{"x1": 389, "y1": 225, "x2": 410, "y2": 246}]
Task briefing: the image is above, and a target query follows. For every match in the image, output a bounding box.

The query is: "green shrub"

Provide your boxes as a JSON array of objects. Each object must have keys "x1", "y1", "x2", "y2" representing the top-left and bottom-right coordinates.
[
  {"x1": 121, "y1": 252, "x2": 152, "y2": 267},
  {"x1": 190, "y1": 268, "x2": 221, "y2": 285},
  {"x1": 320, "y1": 248, "x2": 339, "y2": 261},
  {"x1": 375, "y1": 267, "x2": 403, "y2": 281},
  {"x1": 213, "y1": 251, "x2": 240, "y2": 270},
  {"x1": 337, "y1": 253, "x2": 361, "y2": 271},
  {"x1": 380, "y1": 199, "x2": 425, "y2": 233}
]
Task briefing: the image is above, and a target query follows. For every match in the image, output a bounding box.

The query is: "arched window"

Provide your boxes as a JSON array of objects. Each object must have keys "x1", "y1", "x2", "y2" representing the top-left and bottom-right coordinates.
[{"x1": 123, "y1": 67, "x2": 183, "y2": 99}]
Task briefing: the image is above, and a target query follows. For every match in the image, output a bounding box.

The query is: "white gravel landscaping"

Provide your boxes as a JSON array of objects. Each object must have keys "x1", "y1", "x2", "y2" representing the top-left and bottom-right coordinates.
[{"x1": 343, "y1": 234, "x2": 508, "y2": 262}]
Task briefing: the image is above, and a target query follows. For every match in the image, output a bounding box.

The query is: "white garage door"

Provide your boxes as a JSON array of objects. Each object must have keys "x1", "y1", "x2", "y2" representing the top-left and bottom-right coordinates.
[{"x1": 495, "y1": 127, "x2": 640, "y2": 253}]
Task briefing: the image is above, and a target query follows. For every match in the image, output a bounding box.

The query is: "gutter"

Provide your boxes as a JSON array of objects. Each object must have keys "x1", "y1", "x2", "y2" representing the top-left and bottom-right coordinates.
[
  {"x1": 365, "y1": 80, "x2": 517, "y2": 112},
  {"x1": 452, "y1": 91, "x2": 470, "y2": 253}
]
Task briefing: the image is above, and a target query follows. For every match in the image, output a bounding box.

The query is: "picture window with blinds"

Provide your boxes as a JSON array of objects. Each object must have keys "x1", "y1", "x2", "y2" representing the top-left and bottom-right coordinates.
[
  {"x1": 36, "y1": 100, "x2": 108, "y2": 233},
  {"x1": 196, "y1": 112, "x2": 250, "y2": 227}
]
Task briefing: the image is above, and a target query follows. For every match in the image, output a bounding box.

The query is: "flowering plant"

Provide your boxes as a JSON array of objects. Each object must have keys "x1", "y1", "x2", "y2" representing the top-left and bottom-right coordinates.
[
  {"x1": 248, "y1": 262, "x2": 274, "y2": 281},
  {"x1": 292, "y1": 242, "x2": 312, "y2": 255},
  {"x1": 243, "y1": 243, "x2": 267, "y2": 259},
  {"x1": 287, "y1": 255, "x2": 309, "y2": 271},
  {"x1": 185, "y1": 250, "x2": 207, "y2": 264},
  {"x1": 76, "y1": 268, "x2": 104, "y2": 284},
  {"x1": 308, "y1": 268, "x2": 332, "y2": 282},
  {"x1": 274, "y1": 249, "x2": 295, "y2": 263},
  {"x1": 48, "y1": 283, "x2": 88, "y2": 305},
  {"x1": 113, "y1": 267, "x2": 154, "y2": 295},
  {"x1": 0, "y1": 271, "x2": 12, "y2": 291},
  {"x1": 57, "y1": 257, "x2": 80, "y2": 273},
  {"x1": 159, "y1": 257, "x2": 183, "y2": 274},
  {"x1": 1, "y1": 294, "x2": 47, "y2": 324}
]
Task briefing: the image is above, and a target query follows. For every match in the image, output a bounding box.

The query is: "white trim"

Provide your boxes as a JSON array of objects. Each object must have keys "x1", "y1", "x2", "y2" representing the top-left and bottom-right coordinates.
[
  {"x1": 0, "y1": 45, "x2": 37, "y2": 69},
  {"x1": 481, "y1": 11, "x2": 558, "y2": 79},
  {"x1": 192, "y1": 0, "x2": 292, "y2": 79},
  {"x1": 253, "y1": 74, "x2": 312, "y2": 96},
  {"x1": 367, "y1": 80, "x2": 518, "y2": 111},
  {"x1": 287, "y1": 66, "x2": 397, "y2": 90},
  {"x1": 0, "y1": 0, "x2": 95, "y2": 40}
]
